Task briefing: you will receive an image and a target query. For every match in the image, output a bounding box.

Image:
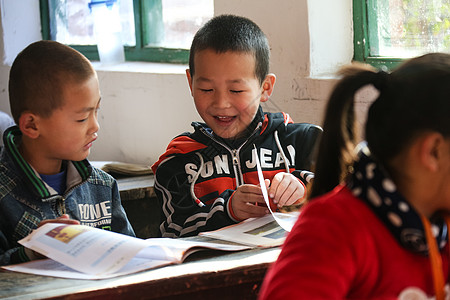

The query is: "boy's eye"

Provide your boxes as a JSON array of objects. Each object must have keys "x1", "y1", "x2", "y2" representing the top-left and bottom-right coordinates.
[
  {"x1": 200, "y1": 88, "x2": 213, "y2": 93},
  {"x1": 230, "y1": 90, "x2": 243, "y2": 94},
  {"x1": 77, "y1": 118, "x2": 88, "y2": 123}
]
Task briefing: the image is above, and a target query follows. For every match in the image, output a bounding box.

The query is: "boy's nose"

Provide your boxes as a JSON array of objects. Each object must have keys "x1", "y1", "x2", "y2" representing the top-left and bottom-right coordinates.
[
  {"x1": 212, "y1": 91, "x2": 231, "y2": 108},
  {"x1": 90, "y1": 115, "x2": 100, "y2": 134}
]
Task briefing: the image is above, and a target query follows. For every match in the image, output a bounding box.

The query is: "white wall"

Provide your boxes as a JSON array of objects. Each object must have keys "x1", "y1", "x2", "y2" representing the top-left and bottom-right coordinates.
[{"x1": 0, "y1": 0, "x2": 361, "y2": 165}]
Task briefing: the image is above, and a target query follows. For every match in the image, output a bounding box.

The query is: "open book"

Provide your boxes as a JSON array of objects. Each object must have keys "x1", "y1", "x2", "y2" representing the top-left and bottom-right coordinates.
[
  {"x1": 200, "y1": 212, "x2": 299, "y2": 247},
  {"x1": 2, "y1": 223, "x2": 250, "y2": 280}
]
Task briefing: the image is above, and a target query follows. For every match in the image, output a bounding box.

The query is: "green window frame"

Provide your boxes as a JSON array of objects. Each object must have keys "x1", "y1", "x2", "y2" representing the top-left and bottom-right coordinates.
[
  {"x1": 39, "y1": 0, "x2": 189, "y2": 64},
  {"x1": 353, "y1": 0, "x2": 404, "y2": 70}
]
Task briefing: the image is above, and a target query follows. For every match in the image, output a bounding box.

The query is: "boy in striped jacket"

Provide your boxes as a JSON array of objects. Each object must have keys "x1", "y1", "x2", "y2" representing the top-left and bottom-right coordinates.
[{"x1": 152, "y1": 15, "x2": 322, "y2": 238}]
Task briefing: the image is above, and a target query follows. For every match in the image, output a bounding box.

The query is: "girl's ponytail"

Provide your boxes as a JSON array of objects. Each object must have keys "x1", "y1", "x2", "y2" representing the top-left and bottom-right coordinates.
[
  {"x1": 309, "y1": 53, "x2": 450, "y2": 200},
  {"x1": 309, "y1": 69, "x2": 380, "y2": 199}
]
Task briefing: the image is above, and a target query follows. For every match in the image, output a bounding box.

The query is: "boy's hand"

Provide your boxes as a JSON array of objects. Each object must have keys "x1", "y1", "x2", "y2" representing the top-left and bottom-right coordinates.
[
  {"x1": 231, "y1": 184, "x2": 269, "y2": 221},
  {"x1": 26, "y1": 215, "x2": 80, "y2": 261},
  {"x1": 38, "y1": 214, "x2": 80, "y2": 227},
  {"x1": 267, "y1": 172, "x2": 305, "y2": 208}
]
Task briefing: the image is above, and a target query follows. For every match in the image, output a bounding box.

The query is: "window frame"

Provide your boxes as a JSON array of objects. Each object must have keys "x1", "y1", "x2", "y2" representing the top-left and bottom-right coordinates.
[
  {"x1": 39, "y1": 0, "x2": 190, "y2": 64},
  {"x1": 353, "y1": 0, "x2": 404, "y2": 70}
]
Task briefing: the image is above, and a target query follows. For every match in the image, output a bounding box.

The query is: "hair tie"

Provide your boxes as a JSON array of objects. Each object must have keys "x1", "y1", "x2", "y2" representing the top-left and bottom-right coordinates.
[{"x1": 373, "y1": 70, "x2": 389, "y2": 91}]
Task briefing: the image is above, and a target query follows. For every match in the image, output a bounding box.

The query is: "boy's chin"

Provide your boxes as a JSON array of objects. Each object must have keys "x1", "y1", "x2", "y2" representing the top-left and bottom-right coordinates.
[
  {"x1": 214, "y1": 131, "x2": 243, "y2": 140},
  {"x1": 68, "y1": 152, "x2": 90, "y2": 162},
  {"x1": 214, "y1": 126, "x2": 252, "y2": 140}
]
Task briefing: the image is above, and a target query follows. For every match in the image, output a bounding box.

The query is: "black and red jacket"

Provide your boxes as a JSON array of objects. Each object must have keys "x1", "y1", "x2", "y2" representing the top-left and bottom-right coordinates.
[{"x1": 151, "y1": 107, "x2": 322, "y2": 237}]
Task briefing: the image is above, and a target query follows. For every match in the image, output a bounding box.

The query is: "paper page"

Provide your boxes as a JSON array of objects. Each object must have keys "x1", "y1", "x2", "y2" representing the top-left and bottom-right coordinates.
[
  {"x1": 3, "y1": 257, "x2": 174, "y2": 280},
  {"x1": 136, "y1": 238, "x2": 250, "y2": 262},
  {"x1": 19, "y1": 223, "x2": 151, "y2": 276},
  {"x1": 3, "y1": 240, "x2": 249, "y2": 280},
  {"x1": 141, "y1": 238, "x2": 249, "y2": 256},
  {"x1": 12, "y1": 225, "x2": 251, "y2": 279},
  {"x1": 253, "y1": 145, "x2": 300, "y2": 232},
  {"x1": 200, "y1": 213, "x2": 299, "y2": 247}
]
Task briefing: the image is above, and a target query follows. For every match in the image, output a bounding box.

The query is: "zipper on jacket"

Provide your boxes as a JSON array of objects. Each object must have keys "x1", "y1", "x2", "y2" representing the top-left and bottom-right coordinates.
[
  {"x1": 231, "y1": 149, "x2": 241, "y2": 186},
  {"x1": 198, "y1": 123, "x2": 262, "y2": 187},
  {"x1": 53, "y1": 179, "x2": 86, "y2": 217},
  {"x1": 58, "y1": 197, "x2": 66, "y2": 215}
]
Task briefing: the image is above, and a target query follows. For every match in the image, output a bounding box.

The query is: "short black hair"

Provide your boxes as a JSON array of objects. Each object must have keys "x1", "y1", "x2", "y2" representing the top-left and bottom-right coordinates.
[
  {"x1": 9, "y1": 40, "x2": 95, "y2": 124},
  {"x1": 188, "y1": 14, "x2": 270, "y2": 85}
]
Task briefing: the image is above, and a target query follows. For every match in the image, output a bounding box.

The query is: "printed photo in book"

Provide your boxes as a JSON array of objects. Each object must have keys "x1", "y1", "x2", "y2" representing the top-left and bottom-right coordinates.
[{"x1": 200, "y1": 212, "x2": 300, "y2": 248}]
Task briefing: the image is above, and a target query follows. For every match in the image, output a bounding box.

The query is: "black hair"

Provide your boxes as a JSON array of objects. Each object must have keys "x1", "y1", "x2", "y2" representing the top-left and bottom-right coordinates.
[
  {"x1": 309, "y1": 53, "x2": 450, "y2": 198},
  {"x1": 9, "y1": 40, "x2": 95, "y2": 124},
  {"x1": 188, "y1": 14, "x2": 270, "y2": 85}
]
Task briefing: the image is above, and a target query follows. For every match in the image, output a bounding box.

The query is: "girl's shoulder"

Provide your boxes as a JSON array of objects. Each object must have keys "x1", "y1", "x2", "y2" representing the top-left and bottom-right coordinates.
[{"x1": 300, "y1": 185, "x2": 378, "y2": 231}]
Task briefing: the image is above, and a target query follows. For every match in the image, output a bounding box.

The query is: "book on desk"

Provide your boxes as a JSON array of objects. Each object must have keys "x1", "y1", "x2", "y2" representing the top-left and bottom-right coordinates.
[
  {"x1": 90, "y1": 161, "x2": 153, "y2": 178},
  {"x1": 1, "y1": 212, "x2": 299, "y2": 280}
]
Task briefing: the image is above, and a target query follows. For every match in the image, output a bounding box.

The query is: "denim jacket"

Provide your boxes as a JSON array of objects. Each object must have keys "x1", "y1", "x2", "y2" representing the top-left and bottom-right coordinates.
[{"x1": 0, "y1": 126, "x2": 135, "y2": 265}]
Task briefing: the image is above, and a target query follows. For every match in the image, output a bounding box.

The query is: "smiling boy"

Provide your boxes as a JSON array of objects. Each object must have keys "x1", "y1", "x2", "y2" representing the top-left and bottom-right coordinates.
[
  {"x1": 0, "y1": 41, "x2": 134, "y2": 266},
  {"x1": 152, "y1": 15, "x2": 322, "y2": 238}
]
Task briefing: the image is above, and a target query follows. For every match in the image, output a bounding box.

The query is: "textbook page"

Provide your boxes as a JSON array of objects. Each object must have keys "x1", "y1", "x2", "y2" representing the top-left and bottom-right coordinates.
[
  {"x1": 2, "y1": 223, "x2": 250, "y2": 279},
  {"x1": 18, "y1": 223, "x2": 150, "y2": 275},
  {"x1": 2, "y1": 256, "x2": 174, "y2": 280},
  {"x1": 200, "y1": 212, "x2": 299, "y2": 248}
]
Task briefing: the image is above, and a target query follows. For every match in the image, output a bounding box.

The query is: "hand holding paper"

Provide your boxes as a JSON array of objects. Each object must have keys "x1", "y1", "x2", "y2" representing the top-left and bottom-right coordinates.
[
  {"x1": 267, "y1": 172, "x2": 305, "y2": 207},
  {"x1": 231, "y1": 184, "x2": 270, "y2": 220},
  {"x1": 253, "y1": 145, "x2": 300, "y2": 232}
]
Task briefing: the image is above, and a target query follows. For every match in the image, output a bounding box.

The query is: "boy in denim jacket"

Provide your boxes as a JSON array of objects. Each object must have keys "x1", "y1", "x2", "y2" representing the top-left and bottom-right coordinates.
[{"x1": 0, "y1": 41, "x2": 134, "y2": 266}]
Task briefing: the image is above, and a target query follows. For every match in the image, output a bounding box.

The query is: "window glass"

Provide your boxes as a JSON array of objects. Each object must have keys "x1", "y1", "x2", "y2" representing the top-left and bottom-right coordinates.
[
  {"x1": 367, "y1": 0, "x2": 450, "y2": 58},
  {"x1": 143, "y1": 0, "x2": 213, "y2": 49},
  {"x1": 48, "y1": 0, "x2": 136, "y2": 46},
  {"x1": 48, "y1": 0, "x2": 212, "y2": 49},
  {"x1": 44, "y1": 0, "x2": 214, "y2": 63}
]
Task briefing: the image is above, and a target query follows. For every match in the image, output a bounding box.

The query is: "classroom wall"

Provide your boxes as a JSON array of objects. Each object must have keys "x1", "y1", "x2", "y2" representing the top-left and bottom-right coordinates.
[{"x1": 0, "y1": 0, "x2": 370, "y2": 166}]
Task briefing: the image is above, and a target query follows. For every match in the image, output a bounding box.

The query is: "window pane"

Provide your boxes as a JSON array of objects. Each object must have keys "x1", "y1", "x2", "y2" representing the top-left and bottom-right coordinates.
[
  {"x1": 48, "y1": 0, "x2": 136, "y2": 46},
  {"x1": 143, "y1": 0, "x2": 213, "y2": 49},
  {"x1": 368, "y1": 0, "x2": 450, "y2": 58}
]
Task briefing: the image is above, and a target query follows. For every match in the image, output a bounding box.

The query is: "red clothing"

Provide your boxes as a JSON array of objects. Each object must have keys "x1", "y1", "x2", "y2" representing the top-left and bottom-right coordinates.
[{"x1": 259, "y1": 185, "x2": 449, "y2": 299}]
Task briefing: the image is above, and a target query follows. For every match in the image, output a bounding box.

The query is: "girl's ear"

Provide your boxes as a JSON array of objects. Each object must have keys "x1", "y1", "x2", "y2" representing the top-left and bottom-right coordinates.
[
  {"x1": 260, "y1": 74, "x2": 276, "y2": 103},
  {"x1": 419, "y1": 132, "x2": 446, "y2": 173},
  {"x1": 19, "y1": 112, "x2": 39, "y2": 139}
]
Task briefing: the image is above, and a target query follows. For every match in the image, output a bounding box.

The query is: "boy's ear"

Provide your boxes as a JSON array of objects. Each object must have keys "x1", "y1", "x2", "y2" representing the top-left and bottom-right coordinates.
[
  {"x1": 186, "y1": 69, "x2": 194, "y2": 95},
  {"x1": 260, "y1": 74, "x2": 276, "y2": 103},
  {"x1": 18, "y1": 112, "x2": 40, "y2": 139}
]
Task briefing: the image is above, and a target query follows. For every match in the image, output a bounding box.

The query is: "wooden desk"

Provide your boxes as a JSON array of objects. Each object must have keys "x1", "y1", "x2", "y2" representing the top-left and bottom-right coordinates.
[
  {"x1": 0, "y1": 246, "x2": 280, "y2": 300},
  {"x1": 117, "y1": 175, "x2": 155, "y2": 201},
  {"x1": 116, "y1": 175, "x2": 160, "y2": 239}
]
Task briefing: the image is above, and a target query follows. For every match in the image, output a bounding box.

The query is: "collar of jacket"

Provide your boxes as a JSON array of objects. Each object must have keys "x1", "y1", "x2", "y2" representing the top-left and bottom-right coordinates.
[{"x1": 3, "y1": 126, "x2": 92, "y2": 200}]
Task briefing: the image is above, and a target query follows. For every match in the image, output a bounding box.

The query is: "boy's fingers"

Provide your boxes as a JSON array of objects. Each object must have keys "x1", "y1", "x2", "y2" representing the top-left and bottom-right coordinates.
[
  {"x1": 268, "y1": 173, "x2": 285, "y2": 198},
  {"x1": 38, "y1": 217, "x2": 80, "y2": 227},
  {"x1": 242, "y1": 202, "x2": 270, "y2": 218},
  {"x1": 276, "y1": 181, "x2": 305, "y2": 207},
  {"x1": 231, "y1": 194, "x2": 269, "y2": 220},
  {"x1": 269, "y1": 173, "x2": 306, "y2": 206},
  {"x1": 276, "y1": 182, "x2": 298, "y2": 206},
  {"x1": 238, "y1": 184, "x2": 265, "y2": 195}
]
